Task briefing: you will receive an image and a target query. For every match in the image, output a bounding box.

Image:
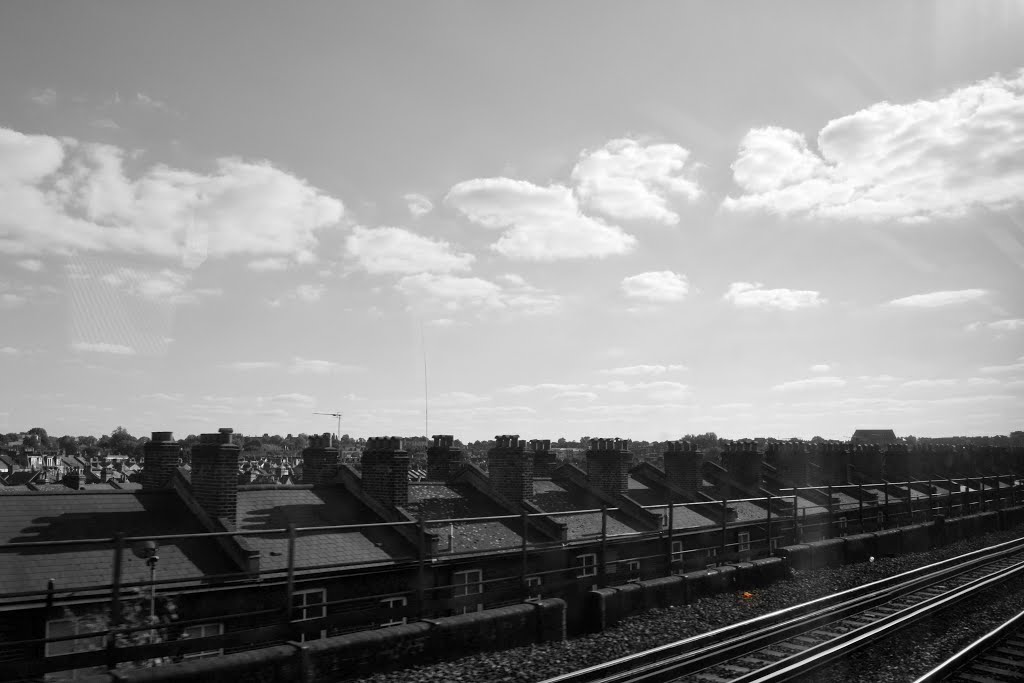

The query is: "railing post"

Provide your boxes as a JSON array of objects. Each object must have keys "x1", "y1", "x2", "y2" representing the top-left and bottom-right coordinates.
[
  {"x1": 107, "y1": 533, "x2": 124, "y2": 669},
  {"x1": 858, "y1": 483, "x2": 865, "y2": 533},
  {"x1": 665, "y1": 497, "x2": 674, "y2": 576},
  {"x1": 826, "y1": 485, "x2": 833, "y2": 537},
  {"x1": 995, "y1": 476, "x2": 1000, "y2": 510},
  {"x1": 520, "y1": 511, "x2": 529, "y2": 598},
  {"x1": 884, "y1": 483, "x2": 890, "y2": 528},
  {"x1": 599, "y1": 505, "x2": 608, "y2": 588},
  {"x1": 905, "y1": 480, "x2": 912, "y2": 526},
  {"x1": 720, "y1": 498, "x2": 728, "y2": 561},
  {"x1": 417, "y1": 515, "x2": 427, "y2": 620},
  {"x1": 45, "y1": 578, "x2": 55, "y2": 612},
  {"x1": 792, "y1": 492, "x2": 800, "y2": 543},
  {"x1": 765, "y1": 493, "x2": 773, "y2": 555},
  {"x1": 928, "y1": 478, "x2": 934, "y2": 521},
  {"x1": 948, "y1": 478, "x2": 955, "y2": 517},
  {"x1": 285, "y1": 524, "x2": 296, "y2": 621}
]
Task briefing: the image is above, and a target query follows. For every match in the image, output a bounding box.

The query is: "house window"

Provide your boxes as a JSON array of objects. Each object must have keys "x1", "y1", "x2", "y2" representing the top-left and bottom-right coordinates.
[
  {"x1": 576, "y1": 553, "x2": 597, "y2": 578},
  {"x1": 291, "y1": 588, "x2": 326, "y2": 641},
  {"x1": 625, "y1": 560, "x2": 640, "y2": 578},
  {"x1": 769, "y1": 537, "x2": 778, "y2": 551},
  {"x1": 379, "y1": 596, "x2": 408, "y2": 627},
  {"x1": 453, "y1": 569, "x2": 483, "y2": 614},
  {"x1": 837, "y1": 516, "x2": 848, "y2": 535},
  {"x1": 525, "y1": 575, "x2": 542, "y2": 600},
  {"x1": 738, "y1": 532, "x2": 751, "y2": 553},
  {"x1": 706, "y1": 547, "x2": 718, "y2": 567},
  {"x1": 45, "y1": 618, "x2": 104, "y2": 658},
  {"x1": 671, "y1": 540, "x2": 684, "y2": 563},
  {"x1": 181, "y1": 623, "x2": 223, "y2": 659}
]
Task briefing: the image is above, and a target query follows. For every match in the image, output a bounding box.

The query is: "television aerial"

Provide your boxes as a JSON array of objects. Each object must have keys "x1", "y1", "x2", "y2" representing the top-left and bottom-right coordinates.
[{"x1": 313, "y1": 411, "x2": 342, "y2": 445}]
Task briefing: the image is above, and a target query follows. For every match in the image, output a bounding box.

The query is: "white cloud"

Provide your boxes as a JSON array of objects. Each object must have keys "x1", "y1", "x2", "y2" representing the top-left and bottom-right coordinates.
[
  {"x1": 966, "y1": 318, "x2": 1024, "y2": 332},
  {"x1": 346, "y1": 226, "x2": 474, "y2": 274},
  {"x1": 810, "y1": 364, "x2": 831, "y2": 373},
  {"x1": 99, "y1": 267, "x2": 221, "y2": 304},
  {"x1": 979, "y1": 356, "x2": 1024, "y2": 375},
  {"x1": 901, "y1": 378, "x2": 957, "y2": 388},
  {"x1": 772, "y1": 376, "x2": 847, "y2": 391},
  {"x1": 268, "y1": 393, "x2": 315, "y2": 405},
  {"x1": 0, "y1": 293, "x2": 26, "y2": 308},
  {"x1": 433, "y1": 391, "x2": 491, "y2": 406},
  {"x1": 290, "y1": 357, "x2": 363, "y2": 374},
  {"x1": 247, "y1": 257, "x2": 290, "y2": 271},
  {"x1": 16, "y1": 259, "x2": 43, "y2": 272},
  {"x1": 621, "y1": 271, "x2": 689, "y2": 302},
  {"x1": 397, "y1": 272, "x2": 561, "y2": 315},
  {"x1": 967, "y1": 377, "x2": 1000, "y2": 386},
  {"x1": 503, "y1": 383, "x2": 588, "y2": 394},
  {"x1": 600, "y1": 364, "x2": 687, "y2": 376},
  {"x1": 552, "y1": 390, "x2": 599, "y2": 401},
  {"x1": 91, "y1": 118, "x2": 120, "y2": 130},
  {"x1": 723, "y1": 69, "x2": 1024, "y2": 222},
  {"x1": 888, "y1": 289, "x2": 987, "y2": 308},
  {"x1": 223, "y1": 361, "x2": 280, "y2": 370},
  {"x1": 141, "y1": 392, "x2": 183, "y2": 401},
  {"x1": 71, "y1": 341, "x2": 136, "y2": 355},
  {"x1": 725, "y1": 282, "x2": 825, "y2": 310},
  {"x1": 294, "y1": 284, "x2": 325, "y2": 303},
  {"x1": 404, "y1": 193, "x2": 434, "y2": 218},
  {"x1": 30, "y1": 88, "x2": 57, "y2": 106},
  {"x1": 0, "y1": 346, "x2": 19, "y2": 355},
  {"x1": 571, "y1": 138, "x2": 701, "y2": 224},
  {"x1": 446, "y1": 177, "x2": 636, "y2": 260},
  {"x1": 0, "y1": 126, "x2": 343, "y2": 264}
]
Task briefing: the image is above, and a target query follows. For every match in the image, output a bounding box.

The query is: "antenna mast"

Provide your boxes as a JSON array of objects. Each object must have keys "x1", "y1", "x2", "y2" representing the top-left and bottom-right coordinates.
[
  {"x1": 421, "y1": 321, "x2": 429, "y2": 438},
  {"x1": 313, "y1": 411, "x2": 342, "y2": 445}
]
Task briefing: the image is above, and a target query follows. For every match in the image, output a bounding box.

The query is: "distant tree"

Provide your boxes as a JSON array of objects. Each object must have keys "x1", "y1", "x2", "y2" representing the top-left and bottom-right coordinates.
[
  {"x1": 27, "y1": 427, "x2": 50, "y2": 446},
  {"x1": 810, "y1": 436, "x2": 826, "y2": 444},
  {"x1": 78, "y1": 435, "x2": 98, "y2": 448},
  {"x1": 58, "y1": 435, "x2": 79, "y2": 455},
  {"x1": 108, "y1": 426, "x2": 138, "y2": 455},
  {"x1": 243, "y1": 438, "x2": 263, "y2": 452}
]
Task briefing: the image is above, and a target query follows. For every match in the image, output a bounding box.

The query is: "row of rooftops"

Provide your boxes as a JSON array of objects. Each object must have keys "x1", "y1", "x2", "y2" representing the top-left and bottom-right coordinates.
[{"x1": 2, "y1": 428, "x2": 1021, "y2": 604}]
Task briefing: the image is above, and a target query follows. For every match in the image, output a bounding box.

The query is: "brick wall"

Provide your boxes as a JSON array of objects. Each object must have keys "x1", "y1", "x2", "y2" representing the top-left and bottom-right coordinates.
[
  {"x1": 530, "y1": 439, "x2": 556, "y2": 478},
  {"x1": 852, "y1": 444, "x2": 883, "y2": 481},
  {"x1": 720, "y1": 440, "x2": 762, "y2": 492},
  {"x1": 191, "y1": 428, "x2": 241, "y2": 524},
  {"x1": 585, "y1": 438, "x2": 631, "y2": 496},
  {"x1": 361, "y1": 437, "x2": 410, "y2": 507},
  {"x1": 663, "y1": 441, "x2": 701, "y2": 497},
  {"x1": 426, "y1": 435, "x2": 463, "y2": 480},
  {"x1": 773, "y1": 442, "x2": 809, "y2": 487},
  {"x1": 487, "y1": 435, "x2": 533, "y2": 503},
  {"x1": 142, "y1": 431, "x2": 180, "y2": 490},
  {"x1": 303, "y1": 433, "x2": 341, "y2": 484}
]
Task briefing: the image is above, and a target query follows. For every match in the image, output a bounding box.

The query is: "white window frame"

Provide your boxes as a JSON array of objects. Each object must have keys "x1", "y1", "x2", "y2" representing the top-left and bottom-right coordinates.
[
  {"x1": 525, "y1": 575, "x2": 542, "y2": 600},
  {"x1": 670, "y1": 540, "x2": 684, "y2": 563},
  {"x1": 576, "y1": 553, "x2": 597, "y2": 578},
  {"x1": 181, "y1": 622, "x2": 224, "y2": 659},
  {"x1": 453, "y1": 569, "x2": 483, "y2": 614},
  {"x1": 291, "y1": 588, "x2": 326, "y2": 641},
  {"x1": 706, "y1": 547, "x2": 718, "y2": 568},
  {"x1": 837, "y1": 515, "x2": 848, "y2": 535},
  {"x1": 769, "y1": 537, "x2": 778, "y2": 551},
  {"x1": 625, "y1": 560, "x2": 640, "y2": 577},
  {"x1": 737, "y1": 531, "x2": 751, "y2": 553},
  {"x1": 379, "y1": 596, "x2": 408, "y2": 627}
]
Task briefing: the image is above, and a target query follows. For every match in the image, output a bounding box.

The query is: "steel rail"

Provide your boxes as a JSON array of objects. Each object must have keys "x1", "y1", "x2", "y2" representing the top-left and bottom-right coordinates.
[
  {"x1": 538, "y1": 536, "x2": 1024, "y2": 683},
  {"x1": 912, "y1": 606, "x2": 1024, "y2": 682}
]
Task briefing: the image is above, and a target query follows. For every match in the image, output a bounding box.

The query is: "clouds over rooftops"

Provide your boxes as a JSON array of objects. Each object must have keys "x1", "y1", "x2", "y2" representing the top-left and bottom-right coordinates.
[
  {"x1": 600, "y1": 364, "x2": 687, "y2": 376},
  {"x1": 445, "y1": 177, "x2": 636, "y2": 261},
  {"x1": 571, "y1": 138, "x2": 701, "y2": 224},
  {"x1": 724, "y1": 282, "x2": 825, "y2": 310},
  {"x1": 0, "y1": 125, "x2": 343, "y2": 265},
  {"x1": 222, "y1": 357, "x2": 364, "y2": 374},
  {"x1": 723, "y1": 69, "x2": 1024, "y2": 222},
  {"x1": 396, "y1": 272, "x2": 561, "y2": 315},
  {"x1": 772, "y1": 376, "x2": 847, "y2": 391},
  {"x1": 888, "y1": 289, "x2": 987, "y2": 308},
  {"x1": 621, "y1": 271, "x2": 689, "y2": 302},
  {"x1": 346, "y1": 226, "x2": 473, "y2": 274}
]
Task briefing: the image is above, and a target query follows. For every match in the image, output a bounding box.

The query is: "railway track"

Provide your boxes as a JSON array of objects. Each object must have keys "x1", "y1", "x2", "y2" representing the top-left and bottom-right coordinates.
[
  {"x1": 914, "y1": 607, "x2": 1024, "y2": 682},
  {"x1": 538, "y1": 536, "x2": 1024, "y2": 683}
]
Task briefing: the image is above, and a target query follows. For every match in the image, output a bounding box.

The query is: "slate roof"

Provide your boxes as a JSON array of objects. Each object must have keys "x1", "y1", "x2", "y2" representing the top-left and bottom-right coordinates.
[
  {"x1": 235, "y1": 486, "x2": 413, "y2": 574},
  {"x1": 0, "y1": 490, "x2": 233, "y2": 603},
  {"x1": 406, "y1": 482, "x2": 536, "y2": 554},
  {"x1": 624, "y1": 477, "x2": 718, "y2": 529},
  {"x1": 530, "y1": 479, "x2": 645, "y2": 540},
  {"x1": 851, "y1": 429, "x2": 898, "y2": 444}
]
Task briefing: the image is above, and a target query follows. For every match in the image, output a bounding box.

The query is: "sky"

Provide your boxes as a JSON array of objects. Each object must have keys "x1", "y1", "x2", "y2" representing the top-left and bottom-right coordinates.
[{"x1": 1, "y1": 1, "x2": 1023, "y2": 442}]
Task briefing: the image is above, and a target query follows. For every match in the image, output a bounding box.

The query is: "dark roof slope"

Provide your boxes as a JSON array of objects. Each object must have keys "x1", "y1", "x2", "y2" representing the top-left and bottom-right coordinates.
[
  {"x1": 235, "y1": 485, "x2": 413, "y2": 573},
  {"x1": 852, "y1": 429, "x2": 898, "y2": 443},
  {"x1": 0, "y1": 490, "x2": 233, "y2": 601},
  {"x1": 531, "y1": 479, "x2": 645, "y2": 540}
]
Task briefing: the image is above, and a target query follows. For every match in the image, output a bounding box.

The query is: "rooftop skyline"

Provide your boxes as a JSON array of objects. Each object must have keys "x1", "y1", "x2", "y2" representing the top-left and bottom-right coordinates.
[{"x1": 1, "y1": 2, "x2": 1022, "y2": 441}]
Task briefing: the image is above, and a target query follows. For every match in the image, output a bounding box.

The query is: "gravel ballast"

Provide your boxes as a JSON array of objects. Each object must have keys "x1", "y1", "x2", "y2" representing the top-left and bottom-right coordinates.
[{"x1": 350, "y1": 526, "x2": 1024, "y2": 683}]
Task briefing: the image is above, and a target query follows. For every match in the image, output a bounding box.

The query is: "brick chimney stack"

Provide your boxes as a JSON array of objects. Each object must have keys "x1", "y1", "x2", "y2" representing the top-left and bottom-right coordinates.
[
  {"x1": 530, "y1": 439, "x2": 555, "y2": 478},
  {"x1": 191, "y1": 428, "x2": 242, "y2": 525},
  {"x1": 586, "y1": 437, "x2": 632, "y2": 496},
  {"x1": 302, "y1": 432, "x2": 340, "y2": 484},
  {"x1": 142, "y1": 431, "x2": 180, "y2": 489},
  {"x1": 885, "y1": 444, "x2": 912, "y2": 481},
  {"x1": 664, "y1": 440, "x2": 702, "y2": 497},
  {"x1": 852, "y1": 443, "x2": 884, "y2": 482},
  {"x1": 65, "y1": 467, "x2": 83, "y2": 490},
  {"x1": 361, "y1": 437, "x2": 410, "y2": 507},
  {"x1": 721, "y1": 440, "x2": 762, "y2": 492},
  {"x1": 774, "y1": 442, "x2": 809, "y2": 487},
  {"x1": 426, "y1": 434, "x2": 463, "y2": 480},
  {"x1": 487, "y1": 435, "x2": 533, "y2": 503}
]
